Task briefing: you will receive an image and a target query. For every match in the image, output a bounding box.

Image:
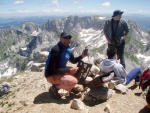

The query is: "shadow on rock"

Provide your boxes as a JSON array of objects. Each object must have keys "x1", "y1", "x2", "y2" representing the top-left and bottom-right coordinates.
[
  {"x1": 128, "y1": 85, "x2": 138, "y2": 90},
  {"x1": 84, "y1": 100, "x2": 105, "y2": 107},
  {"x1": 83, "y1": 96, "x2": 106, "y2": 107},
  {"x1": 139, "y1": 106, "x2": 150, "y2": 113},
  {"x1": 134, "y1": 92, "x2": 142, "y2": 96},
  {"x1": 33, "y1": 91, "x2": 80, "y2": 104}
]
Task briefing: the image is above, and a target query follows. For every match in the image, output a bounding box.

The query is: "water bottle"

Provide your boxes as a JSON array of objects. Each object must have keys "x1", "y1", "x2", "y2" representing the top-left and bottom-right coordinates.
[{"x1": 84, "y1": 47, "x2": 88, "y2": 56}]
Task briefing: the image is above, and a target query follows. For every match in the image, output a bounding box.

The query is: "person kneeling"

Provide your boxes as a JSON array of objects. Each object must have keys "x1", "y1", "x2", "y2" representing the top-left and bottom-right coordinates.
[{"x1": 44, "y1": 31, "x2": 88, "y2": 99}]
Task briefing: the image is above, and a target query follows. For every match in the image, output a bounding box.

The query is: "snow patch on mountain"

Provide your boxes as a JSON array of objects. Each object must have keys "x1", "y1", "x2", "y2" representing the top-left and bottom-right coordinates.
[
  {"x1": 1, "y1": 68, "x2": 17, "y2": 77},
  {"x1": 78, "y1": 28, "x2": 106, "y2": 48},
  {"x1": 141, "y1": 31, "x2": 149, "y2": 45},
  {"x1": 31, "y1": 29, "x2": 42, "y2": 36},
  {"x1": 136, "y1": 53, "x2": 150, "y2": 62},
  {"x1": 98, "y1": 17, "x2": 106, "y2": 20}
]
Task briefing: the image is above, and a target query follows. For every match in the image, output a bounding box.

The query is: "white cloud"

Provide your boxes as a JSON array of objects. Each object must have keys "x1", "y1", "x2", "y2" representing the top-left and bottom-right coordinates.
[
  {"x1": 0, "y1": 9, "x2": 34, "y2": 15},
  {"x1": 78, "y1": 6, "x2": 82, "y2": 9},
  {"x1": 138, "y1": 10, "x2": 143, "y2": 13},
  {"x1": 0, "y1": 9, "x2": 17, "y2": 14},
  {"x1": 18, "y1": 10, "x2": 34, "y2": 14},
  {"x1": 73, "y1": 1, "x2": 79, "y2": 4},
  {"x1": 53, "y1": 9, "x2": 64, "y2": 13},
  {"x1": 14, "y1": 0, "x2": 24, "y2": 5},
  {"x1": 102, "y1": 2, "x2": 110, "y2": 7},
  {"x1": 127, "y1": 9, "x2": 150, "y2": 15},
  {"x1": 41, "y1": 10, "x2": 51, "y2": 13},
  {"x1": 51, "y1": 0, "x2": 59, "y2": 7}
]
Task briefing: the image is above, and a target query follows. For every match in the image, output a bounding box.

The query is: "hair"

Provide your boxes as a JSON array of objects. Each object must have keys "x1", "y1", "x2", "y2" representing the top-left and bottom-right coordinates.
[{"x1": 107, "y1": 47, "x2": 117, "y2": 59}]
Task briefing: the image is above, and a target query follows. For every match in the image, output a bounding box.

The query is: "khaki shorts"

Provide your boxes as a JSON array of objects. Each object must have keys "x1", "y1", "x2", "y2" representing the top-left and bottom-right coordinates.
[{"x1": 46, "y1": 74, "x2": 78, "y2": 91}]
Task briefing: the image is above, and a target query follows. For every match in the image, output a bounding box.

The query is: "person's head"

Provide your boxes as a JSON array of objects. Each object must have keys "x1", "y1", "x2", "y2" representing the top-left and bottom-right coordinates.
[
  {"x1": 112, "y1": 10, "x2": 124, "y2": 20},
  {"x1": 60, "y1": 31, "x2": 72, "y2": 47},
  {"x1": 107, "y1": 47, "x2": 117, "y2": 59}
]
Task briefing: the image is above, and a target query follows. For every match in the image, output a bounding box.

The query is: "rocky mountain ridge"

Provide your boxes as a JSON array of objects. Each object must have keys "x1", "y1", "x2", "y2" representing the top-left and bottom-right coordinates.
[{"x1": 0, "y1": 15, "x2": 150, "y2": 77}]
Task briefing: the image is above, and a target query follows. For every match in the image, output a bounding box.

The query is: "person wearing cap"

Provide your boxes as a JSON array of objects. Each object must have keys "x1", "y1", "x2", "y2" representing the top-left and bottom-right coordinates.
[
  {"x1": 44, "y1": 31, "x2": 88, "y2": 99},
  {"x1": 103, "y1": 9, "x2": 129, "y2": 68}
]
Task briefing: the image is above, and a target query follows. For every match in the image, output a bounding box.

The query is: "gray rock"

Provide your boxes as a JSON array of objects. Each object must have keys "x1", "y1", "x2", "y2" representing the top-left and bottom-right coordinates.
[
  {"x1": 0, "y1": 82, "x2": 11, "y2": 96},
  {"x1": 84, "y1": 86, "x2": 115, "y2": 103},
  {"x1": 70, "y1": 99, "x2": 85, "y2": 110},
  {"x1": 115, "y1": 84, "x2": 128, "y2": 94},
  {"x1": 104, "y1": 104, "x2": 111, "y2": 113}
]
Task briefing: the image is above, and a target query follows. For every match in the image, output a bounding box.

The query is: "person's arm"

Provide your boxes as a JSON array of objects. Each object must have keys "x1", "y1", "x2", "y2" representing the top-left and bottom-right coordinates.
[
  {"x1": 45, "y1": 45, "x2": 60, "y2": 76},
  {"x1": 57, "y1": 66, "x2": 78, "y2": 75},
  {"x1": 69, "y1": 53, "x2": 83, "y2": 64},
  {"x1": 121, "y1": 21, "x2": 129, "y2": 41},
  {"x1": 113, "y1": 63, "x2": 127, "y2": 83},
  {"x1": 103, "y1": 20, "x2": 111, "y2": 44},
  {"x1": 121, "y1": 32, "x2": 128, "y2": 40},
  {"x1": 104, "y1": 32, "x2": 111, "y2": 44},
  {"x1": 69, "y1": 48, "x2": 90, "y2": 64}
]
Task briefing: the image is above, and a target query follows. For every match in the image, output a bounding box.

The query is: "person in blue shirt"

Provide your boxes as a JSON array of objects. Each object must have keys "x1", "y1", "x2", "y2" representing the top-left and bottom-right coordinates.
[{"x1": 45, "y1": 31, "x2": 87, "y2": 99}]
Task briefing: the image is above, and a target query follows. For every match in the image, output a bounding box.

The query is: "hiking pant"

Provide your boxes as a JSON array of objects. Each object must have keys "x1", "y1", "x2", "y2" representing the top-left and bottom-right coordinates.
[
  {"x1": 46, "y1": 74, "x2": 78, "y2": 91},
  {"x1": 108, "y1": 40, "x2": 125, "y2": 68},
  {"x1": 125, "y1": 67, "x2": 142, "y2": 85}
]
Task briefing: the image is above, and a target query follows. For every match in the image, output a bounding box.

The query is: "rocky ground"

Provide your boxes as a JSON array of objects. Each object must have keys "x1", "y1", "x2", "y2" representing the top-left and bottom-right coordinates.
[{"x1": 0, "y1": 71, "x2": 149, "y2": 113}]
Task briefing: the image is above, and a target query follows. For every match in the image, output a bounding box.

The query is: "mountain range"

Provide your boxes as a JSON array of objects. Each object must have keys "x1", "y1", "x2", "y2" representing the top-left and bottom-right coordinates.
[
  {"x1": 1, "y1": 14, "x2": 150, "y2": 31},
  {"x1": 0, "y1": 15, "x2": 150, "y2": 77}
]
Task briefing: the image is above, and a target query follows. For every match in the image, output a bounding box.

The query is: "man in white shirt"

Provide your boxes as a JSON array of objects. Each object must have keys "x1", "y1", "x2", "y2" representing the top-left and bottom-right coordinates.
[{"x1": 99, "y1": 47, "x2": 141, "y2": 85}]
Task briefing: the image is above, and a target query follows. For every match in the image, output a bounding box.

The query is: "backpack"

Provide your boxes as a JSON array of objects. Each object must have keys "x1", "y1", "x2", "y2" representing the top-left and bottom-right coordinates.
[{"x1": 139, "y1": 68, "x2": 150, "y2": 91}]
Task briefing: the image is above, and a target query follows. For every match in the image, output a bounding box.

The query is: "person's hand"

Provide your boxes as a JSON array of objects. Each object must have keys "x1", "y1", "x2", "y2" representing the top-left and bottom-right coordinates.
[
  {"x1": 103, "y1": 76, "x2": 114, "y2": 83},
  {"x1": 121, "y1": 36, "x2": 125, "y2": 41},
  {"x1": 69, "y1": 67, "x2": 78, "y2": 75},
  {"x1": 102, "y1": 72, "x2": 114, "y2": 83},
  {"x1": 81, "y1": 50, "x2": 90, "y2": 57}
]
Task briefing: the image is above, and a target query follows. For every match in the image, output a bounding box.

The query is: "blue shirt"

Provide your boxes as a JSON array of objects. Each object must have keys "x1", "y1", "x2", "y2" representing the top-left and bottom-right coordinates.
[{"x1": 44, "y1": 41, "x2": 82, "y2": 77}]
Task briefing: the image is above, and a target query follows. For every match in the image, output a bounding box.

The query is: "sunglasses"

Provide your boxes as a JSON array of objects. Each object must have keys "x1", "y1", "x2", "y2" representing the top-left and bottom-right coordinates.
[{"x1": 63, "y1": 36, "x2": 72, "y2": 39}]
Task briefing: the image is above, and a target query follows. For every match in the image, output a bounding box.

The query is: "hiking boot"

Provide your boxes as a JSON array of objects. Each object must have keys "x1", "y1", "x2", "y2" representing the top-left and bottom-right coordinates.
[
  {"x1": 49, "y1": 85, "x2": 61, "y2": 99},
  {"x1": 134, "y1": 75, "x2": 140, "y2": 86},
  {"x1": 71, "y1": 88, "x2": 79, "y2": 94},
  {"x1": 135, "y1": 75, "x2": 140, "y2": 82}
]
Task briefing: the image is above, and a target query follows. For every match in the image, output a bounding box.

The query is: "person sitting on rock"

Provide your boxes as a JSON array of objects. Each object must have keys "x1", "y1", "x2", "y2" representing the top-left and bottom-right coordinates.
[
  {"x1": 44, "y1": 31, "x2": 88, "y2": 99},
  {"x1": 99, "y1": 47, "x2": 142, "y2": 86}
]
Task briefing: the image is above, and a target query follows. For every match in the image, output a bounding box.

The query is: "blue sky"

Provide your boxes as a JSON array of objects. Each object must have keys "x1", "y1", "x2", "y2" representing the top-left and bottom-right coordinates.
[{"x1": 0, "y1": 0, "x2": 150, "y2": 17}]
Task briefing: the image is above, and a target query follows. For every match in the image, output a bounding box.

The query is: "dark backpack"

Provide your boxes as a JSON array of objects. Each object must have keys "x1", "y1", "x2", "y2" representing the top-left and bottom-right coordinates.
[
  {"x1": 76, "y1": 60, "x2": 92, "y2": 85},
  {"x1": 139, "y1": 68, "x2": 150, "y2": 91},
  {"x1": 111, "y1": 19, "x2": 121, "y2": 46}
]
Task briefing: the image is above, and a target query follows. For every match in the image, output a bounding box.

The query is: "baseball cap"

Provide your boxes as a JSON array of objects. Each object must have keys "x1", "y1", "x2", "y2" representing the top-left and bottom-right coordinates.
[
  {"x1": 60, "y1": 31, "x2": 72, "y2": 39},
  {"x1": 112, "y1": 10, "x2": 124, "y2": 17}
]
